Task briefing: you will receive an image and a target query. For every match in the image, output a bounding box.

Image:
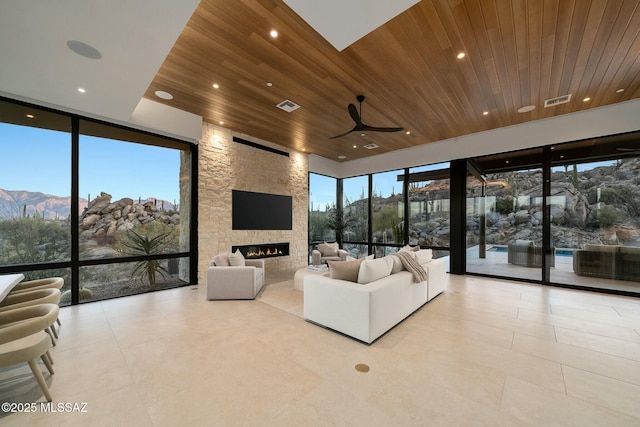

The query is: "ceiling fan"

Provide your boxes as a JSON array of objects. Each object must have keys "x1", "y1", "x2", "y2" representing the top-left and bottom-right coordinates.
[{"x1": 329, "y1": 95, "x2": 404, "y2": 139}]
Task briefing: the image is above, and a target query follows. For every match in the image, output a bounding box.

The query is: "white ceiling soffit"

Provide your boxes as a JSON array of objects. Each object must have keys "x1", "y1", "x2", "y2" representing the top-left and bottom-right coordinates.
[
  {"x1": 0, "y1": 0, "x2": 200, "y2": 123},
  {"x1": 284, "y1": 0, "x2": 420, "y2": 51}
]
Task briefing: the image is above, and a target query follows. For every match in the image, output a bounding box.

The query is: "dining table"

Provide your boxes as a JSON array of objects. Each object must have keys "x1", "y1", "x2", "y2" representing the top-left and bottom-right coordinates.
[{"x1": 0, "y1": 273, "x2": 25, "y2": 302}]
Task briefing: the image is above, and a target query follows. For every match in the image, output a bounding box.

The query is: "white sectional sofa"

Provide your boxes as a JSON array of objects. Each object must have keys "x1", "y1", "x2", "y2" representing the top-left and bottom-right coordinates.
[{"x1": 303, "y1": 250, "x2": 446, "y2": 344}]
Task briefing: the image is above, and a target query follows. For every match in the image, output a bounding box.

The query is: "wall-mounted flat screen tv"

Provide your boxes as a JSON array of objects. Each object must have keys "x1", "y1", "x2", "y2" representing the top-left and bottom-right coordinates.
[{"x1": 232, "y1": 190, "x2": 292, "y2": 230}]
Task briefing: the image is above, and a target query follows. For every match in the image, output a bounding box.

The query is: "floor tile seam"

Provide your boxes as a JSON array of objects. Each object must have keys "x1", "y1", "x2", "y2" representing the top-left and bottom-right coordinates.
[
  {"x1": 554, "y1": 324, "x2": 640, "y2": 349},
  {"x1": 517, "y1": 309, "x2": 640, "y2": 338},
  {"x1": 545, "y1": 309, "x2": 640, "y2": 330},
  {"x1": 513, "y1": 332, "x2": 640, "y2": 380},
  {"x1": 535, "y1": 334, "x2": 640, "y2": 365},
  {"x1": 559, "y1": 366, "x2": 640, "y2": 421},
  {"x1": 560, "y1": 362, "x2": 640, "y2": 391}
]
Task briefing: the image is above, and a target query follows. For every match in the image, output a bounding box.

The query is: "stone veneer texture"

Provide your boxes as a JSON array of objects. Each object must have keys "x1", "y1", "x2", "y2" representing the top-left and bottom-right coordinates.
[{"x1": 198, "y1": 123, "x2": 309, "y2": 284}]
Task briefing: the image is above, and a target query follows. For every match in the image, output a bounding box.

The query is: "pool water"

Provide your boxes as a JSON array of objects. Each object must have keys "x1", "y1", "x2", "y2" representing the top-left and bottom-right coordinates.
[{"x1": 487, "y1": 246, "x2": 573, "y2": 256}]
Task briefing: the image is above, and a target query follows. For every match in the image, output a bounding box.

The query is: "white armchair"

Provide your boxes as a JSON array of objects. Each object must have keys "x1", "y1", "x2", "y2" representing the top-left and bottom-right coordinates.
[
  {"x1": 206, "y1": 252, "x2": 264, "y2": 300},
  {"x1": 312, "y1": 242, "x2": 348, "y2": 265}
]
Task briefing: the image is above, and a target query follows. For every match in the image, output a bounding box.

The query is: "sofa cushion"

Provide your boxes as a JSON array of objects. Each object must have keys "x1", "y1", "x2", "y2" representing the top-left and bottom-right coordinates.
[
  {"x1": 328, "y1": 258, "x2": 363, "y2": 282},
  {"x1": 390, "y1": 254, "x2": 405, "y2": 274},
  {"x1": 213, "y1": 253, "x2": 230, "y2": 266},
  {"x1": 415, "y1": 249, "x2": 433, "y2": 265},
  {"x1": 514, "y1": 239, "x2": 534, "y2": 246},
  {"x1": 618, "y1": 245, "x2": 640, "y2": 255},
  {"x1": 357, "y1": 256, "x2": 394, "y2": 284},
  {"x1": 401, "y1": 244, "x2": 421, "y2": 252},
  {"x1": 584, "y1": 244, "x2": 618, "y2": 253},
  {"x1": 229, "y1": 249, "x2": 246, "y2": 266}
]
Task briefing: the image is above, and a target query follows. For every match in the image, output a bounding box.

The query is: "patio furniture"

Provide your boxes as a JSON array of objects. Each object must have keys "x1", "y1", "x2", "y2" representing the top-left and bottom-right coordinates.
[
  {"x1": 573, "y1": 244, "x2": 640, "y2": 281},
  {"x1": 507, "y1": 240, "x2": 555, "y2": 268}
]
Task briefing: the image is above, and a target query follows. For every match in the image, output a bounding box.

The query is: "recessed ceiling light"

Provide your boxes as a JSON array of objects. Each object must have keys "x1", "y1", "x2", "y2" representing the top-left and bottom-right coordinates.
[
  {"x1": 505, "y1": 160, "x2": 509, "y2": 164},
  {"x1": 360, "y1": 133, "x2": 365, "y2": 137},
  {"x1": 405, "y1": 131, "x2": 411, "y2": 135},
  {"x1": 482, "y1": 111, "x2": 489, "y2": 115},
  {"x1": 212, "y1": 83, "x2": 219, "y2": 89},
  {"x1": 616, "y1": 88, "x2": 625, "y2": 93},
  {"x1": 583, "y1": 97, "x2": 591, "y2": 102},
  {"x1": 26, "y1": 114, "x2": 34, "y2": 119},
  {"x1": 266, "y1": 82, "x2": 273, "y2": 87},
  {"x1": 77, "y1": 87, "x2": 86, "y2": 93},
  {"x1": 219, "y1": 121, "x2": 224, "y2": 125},
  {"x1": 270, "y1": 29, "x2": 278, "y2": 38},
  {"x1": 517, "y1": 105, "x2": 536, "y2": 113},
  {"x1": 338, "y1": 155, "x2": 347, "y2": 160},
  {"x1": 302, "y1": 148, "x2": 306, "y2": 152},
  {"x1": 155, "y1": 90, "x2": 173, "y2": 100},
  {"x1": 353, "y1": 145, "x2": 357, "y2": 148},
  {"x1": 66, "y1": 40, "x2": 102, "y2": 60},
  {"x1": 457, "y1": 52, "x2": 465, "y2": 59}
]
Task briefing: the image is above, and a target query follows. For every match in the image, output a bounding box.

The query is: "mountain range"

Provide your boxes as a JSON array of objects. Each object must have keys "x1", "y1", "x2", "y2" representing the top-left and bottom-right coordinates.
[{"x1": 0, "y1": 189, "x2": 176, "y2": 220}]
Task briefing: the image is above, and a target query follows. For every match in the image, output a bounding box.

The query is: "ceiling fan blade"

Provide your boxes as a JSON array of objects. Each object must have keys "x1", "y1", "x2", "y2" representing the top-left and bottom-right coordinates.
[
  {"x1": 348, "y1": 103, "x2": 363, "y2": 126},
  {"x1": 328, "y1": 95, "x2": 404, "y2": 139},
  {"x1": 329, "y1": 126, "x2": 358, "y2": 139},
  {"x1": 362, "y1": 124, "x2": 404, "y2": 133}
]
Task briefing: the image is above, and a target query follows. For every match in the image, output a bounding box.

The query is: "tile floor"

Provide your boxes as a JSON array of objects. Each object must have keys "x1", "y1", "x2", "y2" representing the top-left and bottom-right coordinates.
[{"x1": 1, "y1": 271, "x2": 640, "y2": 426}]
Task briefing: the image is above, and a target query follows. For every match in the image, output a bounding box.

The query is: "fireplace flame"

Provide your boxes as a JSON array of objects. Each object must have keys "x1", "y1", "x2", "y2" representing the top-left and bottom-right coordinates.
[{"x1": 246, "y1": 247, "x2": 283, "y2": 258}]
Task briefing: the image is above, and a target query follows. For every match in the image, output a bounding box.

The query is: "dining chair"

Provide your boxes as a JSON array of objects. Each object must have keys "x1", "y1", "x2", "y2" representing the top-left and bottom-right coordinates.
[
  {"x1": 0, "y1": 303, "x2": 59, "y2": 402},
  {"x1": 0, "y1": 288, "x2": 62, "y2": 345},
  {"x1": 9, "y1": 277, "x2": 64, "y2": 333}
]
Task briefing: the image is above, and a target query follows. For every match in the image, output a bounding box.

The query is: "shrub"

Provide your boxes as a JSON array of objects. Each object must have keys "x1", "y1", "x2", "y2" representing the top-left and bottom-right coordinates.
[{"x1": 494, "y1": 196, "x2": 514, "y2": 215}]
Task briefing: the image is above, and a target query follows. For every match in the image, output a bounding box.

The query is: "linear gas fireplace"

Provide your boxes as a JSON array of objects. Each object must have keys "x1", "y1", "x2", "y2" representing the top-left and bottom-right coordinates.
[{"x1": 232, "y1": 242, "x2": 289, "y2": 259}]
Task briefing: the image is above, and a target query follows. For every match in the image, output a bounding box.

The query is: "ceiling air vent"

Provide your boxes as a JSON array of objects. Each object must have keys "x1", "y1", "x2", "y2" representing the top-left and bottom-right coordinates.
[
  {"x1": 276, "y1": 99, "x2": 300, "y2": 112},
  {"x1": 363, "y1": 143, "x2": 379, "y2": 150},
  {"x1": 544, "y1": 94, "x2": 571, "y2": 108}
]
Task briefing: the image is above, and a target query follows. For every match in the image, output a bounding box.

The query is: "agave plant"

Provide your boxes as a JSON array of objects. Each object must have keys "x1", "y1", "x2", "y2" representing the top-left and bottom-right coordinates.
[{"x1": 120, "y1": 228, "x2": 173, "y2": 286}]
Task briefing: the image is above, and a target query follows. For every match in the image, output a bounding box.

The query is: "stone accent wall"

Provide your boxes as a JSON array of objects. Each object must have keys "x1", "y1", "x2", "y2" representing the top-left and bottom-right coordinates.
[{"x1": 198, "y1": 123, "x2": 308, "y2": 284}]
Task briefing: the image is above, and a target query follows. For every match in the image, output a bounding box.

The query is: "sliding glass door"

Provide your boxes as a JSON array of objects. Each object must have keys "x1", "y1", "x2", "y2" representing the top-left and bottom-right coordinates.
[{"x1": 466, "y1": 150, "x2": 544, "y2": 281}]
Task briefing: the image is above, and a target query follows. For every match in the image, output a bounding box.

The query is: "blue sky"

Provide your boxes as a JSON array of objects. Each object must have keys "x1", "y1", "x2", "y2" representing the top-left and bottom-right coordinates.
[
  {"x1": 0, "y1": 123, "x2": 181, "y2": 203},
  {"x1": 310, "y1": 163, "x2": 450, "y2": 209}
]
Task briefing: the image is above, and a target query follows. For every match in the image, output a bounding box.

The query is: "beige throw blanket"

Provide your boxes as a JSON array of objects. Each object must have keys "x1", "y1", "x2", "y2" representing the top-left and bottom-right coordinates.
[{"x1": 393, "y1": 251, "x2": 428, "y2": 283}]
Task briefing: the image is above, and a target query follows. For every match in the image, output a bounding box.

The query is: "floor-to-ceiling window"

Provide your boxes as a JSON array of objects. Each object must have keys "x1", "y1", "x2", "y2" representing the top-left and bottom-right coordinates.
[
  {"x1": 77, "y1": 120, "x2": 192, "y2": 302},
  {"x1": 308, "y1": 173, "x2": 337, "y2": 259},
  {"x1": 0, "y1": 99, "x2": 73, "y2": 301},
  {"x1": 0, "y1": 97, "x2": 196, "y2": 305},
  {"x1": 342, "y1": 175, "x2": 369, "y2": 258},
  {"x1": 408, "y1": 163, "x2": 451, "y2": 260},
  {"x1": 371, "y1": 169, "x2": 404, "y2": 257}
]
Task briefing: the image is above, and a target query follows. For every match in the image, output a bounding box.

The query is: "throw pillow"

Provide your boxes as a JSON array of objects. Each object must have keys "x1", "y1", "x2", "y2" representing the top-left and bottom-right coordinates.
[
  {"x1": 357, "y1": 256, "x2": 393, "y2": 284},
  {"x1": 328, "y1": 258, "x2": 363, "y2": 282},
  {"x1": 415, "y1": 249, "x2": 433, "y2": 265},
  {"x1": 401, "y1": 244, "x2": 420, "y2": 252},
  {"x1": 229, "y1": 249, "x2": 246, "y2": 266},
  {"x1": 320, "y1": 242, "x2": 339, "y2": 257},
  {"x1": 213, "y1": 253, "x2": 230, "y2": 266}
]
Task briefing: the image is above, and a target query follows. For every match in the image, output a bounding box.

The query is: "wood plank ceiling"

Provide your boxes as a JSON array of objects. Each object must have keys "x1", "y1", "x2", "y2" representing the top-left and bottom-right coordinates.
[{"x1": 146, "y1": 0, "x2": 640, "y2": 161}]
